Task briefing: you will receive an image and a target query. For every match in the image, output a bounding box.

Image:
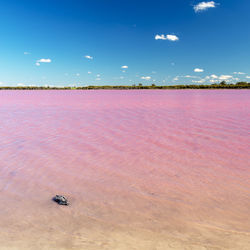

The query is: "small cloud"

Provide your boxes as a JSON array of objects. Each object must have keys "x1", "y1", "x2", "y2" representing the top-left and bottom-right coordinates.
[
  {"x1": 37, "y1": 59, "x2": 52, "y2": 63},
  {"x1": 155, "y1": 34, "x2": 165, "y2": 40},
  {"x1": 24, "y1": 52, "x2": 30, "y2": 55},
  {"x1": 210, "y1": 74, "x2": 218, "y2": 79},
  {"x1": 210, "y1": 79, "x2": 219, "y2": 83},
  {"x1": 88, "y1": 71, "x2": 92, "y2": 74},
  {"x1": 120, "y1": 76, "x2": 124, "y2": 79},
  {"x1": 36, "y1": 59, "x2": 51, "y2": 66},
  {"x1": 192, "y1": 79, "x2": 206, "y2": 84},
  {"x1": 173, "y1": 77, "x2": 179, "y2": 81},
  {"x1": 76, "y1": 73, "x2": 80, "y2": 76},
  {"x1": 96, "y1": 78, "x2": 101, "y2": 81},
  {"x1": 155, "y1": 34, "x2": 179, "y2": 41},
  {"x1": 194, "y1": 68, "x2": 204, "y2": 73},
  {"x1": 194, "y1": 1, "x2": 217, "y2": 13},
  {"x1": 85, "y1": 55, "x2": 93, "y2": 60},
  {"x1": 141, "y1": 76, "x2": 151, "y2": 80},
  {"x1": 219, "y1": 75, "x2": 233, "y2": 80},
  {"x1": 246, "y1": 76, "x2": 250, "y2": 79},
  {"x1": 182, "y1": 75, "x2": 199, "y2": 79},
  {"x1": 96, "y1": 74, "x2": 101, "y2": 77},
  {"x1": 166, "y1": 35, "x2": 179, "y2": 41},
  {"x1": 233, "y1": 72, "x2": 245, "y2": 75},
  {"x1": 121, "y1": 65, "x2": 128, "y2": 69}
]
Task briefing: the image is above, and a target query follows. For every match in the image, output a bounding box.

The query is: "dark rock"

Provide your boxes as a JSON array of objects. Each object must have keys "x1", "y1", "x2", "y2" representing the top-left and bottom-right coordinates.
[{"x1": 52, "y1": 195, "x2": 69, "y2": 206}]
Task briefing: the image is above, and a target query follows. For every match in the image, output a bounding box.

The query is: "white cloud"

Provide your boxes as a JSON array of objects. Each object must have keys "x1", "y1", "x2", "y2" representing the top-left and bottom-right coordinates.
[
  {"x1": 35, "y1": 58, "x2": 51, "y2": 66},
  {"x1": 155, "y1": 34, "x2": 179, "y2": 41},
  {"x1": 210, "y1": 74, "x2": 218, "y2": 79},
  {"x1": 194, "y1": 68, "x2": 204, "y2": 73},
  {"x1": 37, "y1": 59, "x2": 51, "y2": 63},
  {"x1": 120, "y1": 76, "x2": 124, "y2": 79},
  {"x1": 246, "y1": 76, "x2": 250, "y2": 79},
  {"x1": 155, "y1": 34, "x2": 165, "y2": 40},
  {"x1": 96, "y1": 78, "x2": 101, "y2": 81},
  {"x1": 88, "y1": 71, "x2": 92, "y2": 74},
  {"x1": 210, "y1": 79, "x2": 219, "y2": 83},
  {"x1": 96, "y1": 74, "x2": 101, "y2": 77},
  {"x1": 121, "y1": 65, "x2": 128, "y2": 69},
  {"x1": 192, "y1": 79, "x2": 206, "y2": 84},
  {"x1": 141, "y1": 76, "x2": 151, "y2": 80},
  {"x1": 233, "y1": 72, "x2": 245, "y2": 75},
  {"x1": 24, "y1": 52, "x2": 30, "y2": 55},
  {"x1": 219, "y1": 75, "x2": 233, "y2": 80},
  {"x1": 183, "y1": 75, "x2": 200, "y2": 79},
  {"x1": 85, "y1": 55, "x2": 93, "y2": 60},
  {"x1": 194, "y1": 1, "x2": 216, "y2": 12},
  {"x1": 76, "y1": 73, "x2": 80, "y2": 76},
  {"x1": 173, "y1": 77, "x2": 179, "y2": 81},
  {"x1": 166, "y1": 35, "x2": 179, "y2": 41}
]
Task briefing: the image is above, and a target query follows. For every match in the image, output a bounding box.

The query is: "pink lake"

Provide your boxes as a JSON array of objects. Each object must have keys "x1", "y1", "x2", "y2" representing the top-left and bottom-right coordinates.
[{"x1": 0, "y1": 90, "x2": 249, "y2": 249}]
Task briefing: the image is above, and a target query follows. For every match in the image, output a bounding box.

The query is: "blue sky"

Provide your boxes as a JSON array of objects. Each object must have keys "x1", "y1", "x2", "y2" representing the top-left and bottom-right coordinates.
[{"x1": 0, "y1": 0, "x2": 249, "y2": 86}]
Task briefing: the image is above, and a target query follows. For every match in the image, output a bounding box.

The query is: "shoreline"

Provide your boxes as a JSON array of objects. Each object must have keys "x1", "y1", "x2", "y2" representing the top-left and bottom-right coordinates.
[{"x1": 0, "y1": 84, "x2": 249, "y2": 90}]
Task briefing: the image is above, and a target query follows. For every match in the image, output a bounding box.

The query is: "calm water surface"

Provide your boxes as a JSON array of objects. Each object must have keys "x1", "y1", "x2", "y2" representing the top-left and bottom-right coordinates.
[{"x1": 0, "y1": 90, "x2": 249, "y2": 249}]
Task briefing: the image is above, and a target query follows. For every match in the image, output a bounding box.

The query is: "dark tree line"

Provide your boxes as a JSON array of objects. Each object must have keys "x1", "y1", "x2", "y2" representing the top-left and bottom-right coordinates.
[{"x1": 0, "y1": 81, "x2": 249, "y2": 90}]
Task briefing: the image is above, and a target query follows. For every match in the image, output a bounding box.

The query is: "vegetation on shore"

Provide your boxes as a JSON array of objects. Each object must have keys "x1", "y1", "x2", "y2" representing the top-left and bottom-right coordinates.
[{"x1": 0, "y1": 81, "x2": 249, "y2": 90}]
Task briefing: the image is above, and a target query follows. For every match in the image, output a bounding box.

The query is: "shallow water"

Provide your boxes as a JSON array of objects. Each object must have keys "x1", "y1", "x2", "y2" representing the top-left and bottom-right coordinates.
[{"x1": 0, "y1": 90, "x2": 249, "y2": 249}]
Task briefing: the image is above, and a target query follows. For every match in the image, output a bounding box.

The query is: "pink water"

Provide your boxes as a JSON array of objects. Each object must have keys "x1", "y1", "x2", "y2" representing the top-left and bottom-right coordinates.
[{"x1": 0, "y1": 90, "x2": 249, "y2": 249}]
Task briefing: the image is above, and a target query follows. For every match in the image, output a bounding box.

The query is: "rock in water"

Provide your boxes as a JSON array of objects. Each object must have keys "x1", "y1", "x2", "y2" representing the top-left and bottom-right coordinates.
[{"x1": 52, "y1": 195, "x2": 69, "y2": 206}]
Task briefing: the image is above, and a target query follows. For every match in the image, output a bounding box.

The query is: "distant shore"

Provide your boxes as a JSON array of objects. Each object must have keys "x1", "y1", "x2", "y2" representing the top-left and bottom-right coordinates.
[{"x1": 0, "y1": 82, "x2": 249, "y2": 90}]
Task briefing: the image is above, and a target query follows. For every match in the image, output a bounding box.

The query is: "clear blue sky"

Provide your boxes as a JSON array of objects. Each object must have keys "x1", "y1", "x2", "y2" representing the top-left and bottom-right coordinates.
[{"x1": 0, "y1": 0, "x2": 249, "y2": 86}]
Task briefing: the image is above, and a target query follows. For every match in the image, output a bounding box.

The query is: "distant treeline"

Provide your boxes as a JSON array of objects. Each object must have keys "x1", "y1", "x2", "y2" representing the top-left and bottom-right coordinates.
[{"x1": 0, "y1": 81, "x2": 249, "y2": 90}]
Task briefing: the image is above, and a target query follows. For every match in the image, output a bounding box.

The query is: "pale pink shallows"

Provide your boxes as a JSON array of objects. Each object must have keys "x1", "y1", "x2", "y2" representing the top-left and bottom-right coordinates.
[{"x1": 0, "y1": 90, "x2": 249, "y2": 248}]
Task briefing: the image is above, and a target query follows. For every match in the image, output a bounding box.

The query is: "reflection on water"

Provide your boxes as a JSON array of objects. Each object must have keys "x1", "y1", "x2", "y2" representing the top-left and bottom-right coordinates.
[{"x1": 0, "y1": 90, "x2": 249, "y2": 249}]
